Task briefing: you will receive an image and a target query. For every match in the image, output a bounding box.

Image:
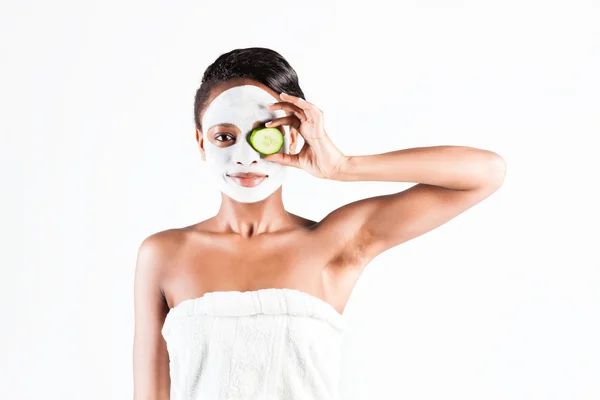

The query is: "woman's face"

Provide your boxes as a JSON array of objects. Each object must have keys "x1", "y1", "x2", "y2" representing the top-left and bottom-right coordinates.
[{"x1": 197, "y1": 82, "x2": 295, "y2": 203}]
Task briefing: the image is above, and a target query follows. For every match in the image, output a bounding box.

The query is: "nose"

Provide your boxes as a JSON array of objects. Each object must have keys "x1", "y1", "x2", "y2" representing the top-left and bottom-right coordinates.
[{"x1": 233, "y1": 134, "x2": 261, "y2": 166}]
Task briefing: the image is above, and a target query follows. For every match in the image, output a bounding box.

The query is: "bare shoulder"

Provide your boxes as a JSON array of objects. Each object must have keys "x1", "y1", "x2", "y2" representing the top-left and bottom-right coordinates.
[
  {"x1": 138, "y1": 228, "x2": 186, "y2": 265},
  {"x1": 288, "y1": 211, "x2": 361, "y2": 266},
  {"x1": 135, "y1": 224, "x2": 204, "y2": 281},
  {"x1": 300, "y1": 205, "x2": 373, "y2": 312},
  {"x1": 286, "y1": 212, "x2": 318, "y2": 230},
  {"x1": 311, "y1": 200, "x2": 376, "y2": 271}
]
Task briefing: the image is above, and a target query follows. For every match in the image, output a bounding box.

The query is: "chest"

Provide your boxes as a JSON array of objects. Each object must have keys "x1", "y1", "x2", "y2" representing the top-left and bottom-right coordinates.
[{"x1": 162, "y1": 230, "x2": 338, "y2": 310}]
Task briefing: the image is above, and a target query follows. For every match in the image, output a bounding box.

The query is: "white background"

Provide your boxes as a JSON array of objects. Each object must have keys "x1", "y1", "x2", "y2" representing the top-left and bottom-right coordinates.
[{"x1": 2, "y1": 0, "x2": 599, "y2": 399}]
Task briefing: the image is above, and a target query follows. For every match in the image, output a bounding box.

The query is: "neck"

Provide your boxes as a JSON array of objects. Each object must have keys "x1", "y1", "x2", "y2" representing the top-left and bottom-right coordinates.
[{"x1": 214, "y1": 188, "x2": 292, "y2": 237}]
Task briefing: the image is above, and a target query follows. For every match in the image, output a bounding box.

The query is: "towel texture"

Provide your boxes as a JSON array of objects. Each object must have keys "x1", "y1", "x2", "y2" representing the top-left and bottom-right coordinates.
[{"x1": 161, "y1": 287, "x2": 348, "y2": 400}]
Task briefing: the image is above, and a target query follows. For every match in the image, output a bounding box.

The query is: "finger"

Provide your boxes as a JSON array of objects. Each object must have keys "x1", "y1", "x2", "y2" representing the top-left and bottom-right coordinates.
[
  {"x1": 268, "y1": 101, "x2": 303, "y2": 114},
  {"x1": 267, "y1": 102, "x2": 307, "y2": 122},
  {"x1": 264, "y1": 151, "x2": 300, "y2": 169},
  {"x1": 265, "y1": 115, "x2": 301, "y2": 131},
  {"x1": 279, "y1": 93, "x2": 321, "y2": 115}
]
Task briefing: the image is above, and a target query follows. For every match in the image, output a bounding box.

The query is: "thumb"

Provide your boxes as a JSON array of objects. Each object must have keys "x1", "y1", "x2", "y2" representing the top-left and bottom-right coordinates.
[{"x1": 264, "y1": 152, "x2": 300, "y2": 168}]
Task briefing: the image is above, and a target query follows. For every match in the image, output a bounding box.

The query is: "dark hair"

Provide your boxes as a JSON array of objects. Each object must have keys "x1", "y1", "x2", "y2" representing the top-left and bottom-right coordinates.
[{"x1": 193, "y1": 47, "x2": 305, "y2": 132}]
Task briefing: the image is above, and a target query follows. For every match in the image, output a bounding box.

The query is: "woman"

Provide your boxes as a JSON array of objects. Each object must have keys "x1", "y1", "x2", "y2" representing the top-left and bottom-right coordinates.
[{"x1": 133, "y1": 47, "x2": 506, "y2": 400}]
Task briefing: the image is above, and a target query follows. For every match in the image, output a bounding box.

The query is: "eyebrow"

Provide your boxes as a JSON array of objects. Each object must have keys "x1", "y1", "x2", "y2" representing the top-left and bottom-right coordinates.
[
  {"x1": 209, "y1": 122, "x2": 237, "y2": 129},
  {"x1": 208, "y1": 121, "x2": 269, "y2": 132}
]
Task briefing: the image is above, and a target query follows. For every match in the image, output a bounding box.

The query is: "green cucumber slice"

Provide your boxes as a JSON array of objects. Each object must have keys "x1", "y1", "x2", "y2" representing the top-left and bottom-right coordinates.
[{"x1": 249, "y1": 127, "x2": 284, "y2": 155}]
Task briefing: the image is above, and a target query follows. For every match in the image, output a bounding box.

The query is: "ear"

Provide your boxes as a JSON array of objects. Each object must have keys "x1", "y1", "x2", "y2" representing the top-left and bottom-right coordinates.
[
  {"x1": 288, "y1": 126, "x2": 299, "y2": 154},
  {"x1": 287, "y1": 112, "x2": 300, "y2": 154},
  {"x1": 196, "y1": 128, "x2": 206, "y2": 162}
]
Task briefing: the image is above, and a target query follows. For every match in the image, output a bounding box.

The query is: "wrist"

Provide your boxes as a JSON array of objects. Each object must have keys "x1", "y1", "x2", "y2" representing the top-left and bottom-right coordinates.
[{"x1": 330, "y1": 155, "x2": 354, "y2": 181}]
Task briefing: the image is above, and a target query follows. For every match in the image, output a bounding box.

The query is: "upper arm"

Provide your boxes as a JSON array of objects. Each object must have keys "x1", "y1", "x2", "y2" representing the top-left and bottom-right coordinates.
[
  {"x1": 133, "y1": 234, "x2": 171, "y2": 400},
  {"x1": 317, "y1": 157, "x2": 506, "y2": 268},
  {"x1": 361, "y1": 181, "x2": 502, "y2": 257}
]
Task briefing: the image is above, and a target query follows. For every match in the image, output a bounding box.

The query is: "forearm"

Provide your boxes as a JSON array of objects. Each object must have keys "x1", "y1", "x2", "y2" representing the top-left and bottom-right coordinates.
[{"x1": 334, "y1": 145, "x2": 506, "y2": 190}]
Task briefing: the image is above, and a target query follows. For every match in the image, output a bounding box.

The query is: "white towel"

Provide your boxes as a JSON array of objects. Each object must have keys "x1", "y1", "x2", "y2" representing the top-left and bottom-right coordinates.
[{"x1": 161, "y1": 288, "x2": 348, "y2": 400}]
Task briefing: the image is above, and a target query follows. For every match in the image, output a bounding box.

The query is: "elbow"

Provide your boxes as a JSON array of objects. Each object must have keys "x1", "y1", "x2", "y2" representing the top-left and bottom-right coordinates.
[{"x1": 483, "y1": 151, "x2": 507, "y2": 189}]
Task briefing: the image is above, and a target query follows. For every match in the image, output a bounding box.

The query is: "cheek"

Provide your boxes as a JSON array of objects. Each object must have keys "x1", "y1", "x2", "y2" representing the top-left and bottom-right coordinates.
[{"x1": 205, "y1": 143, "x2": 234, "y2": 168}]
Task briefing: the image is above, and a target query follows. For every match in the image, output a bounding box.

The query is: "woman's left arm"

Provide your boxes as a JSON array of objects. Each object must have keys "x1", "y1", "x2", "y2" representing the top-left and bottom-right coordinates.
[{"x1": 265, "y1": 93, "x2": 506, "y2": 262}]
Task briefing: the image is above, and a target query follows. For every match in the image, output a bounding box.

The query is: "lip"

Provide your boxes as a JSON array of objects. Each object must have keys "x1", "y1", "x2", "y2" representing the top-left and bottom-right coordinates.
[
  {"x1": 229, "y1": 172, "x2": 267, "y2": 178},
  {"x1": 227, "y1": 173, "x2": 268, "y2": 187}
]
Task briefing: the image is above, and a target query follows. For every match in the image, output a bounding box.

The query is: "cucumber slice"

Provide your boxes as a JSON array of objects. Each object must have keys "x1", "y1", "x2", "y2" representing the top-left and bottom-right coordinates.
[{"x1": 249, "y1": 127, "x2": 284, "y2": 155}]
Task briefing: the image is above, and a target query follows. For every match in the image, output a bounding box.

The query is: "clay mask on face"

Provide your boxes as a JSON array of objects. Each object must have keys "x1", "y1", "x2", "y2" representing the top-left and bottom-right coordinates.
[{"x1": 201, "y1": 85, "x2": 290, "y2": 203}]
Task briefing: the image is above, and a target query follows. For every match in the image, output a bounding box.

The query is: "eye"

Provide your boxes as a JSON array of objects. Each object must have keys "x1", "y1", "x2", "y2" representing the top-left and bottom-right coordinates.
[{"x1": 215, "y1": 133, "x2": 234, "y2": 142}]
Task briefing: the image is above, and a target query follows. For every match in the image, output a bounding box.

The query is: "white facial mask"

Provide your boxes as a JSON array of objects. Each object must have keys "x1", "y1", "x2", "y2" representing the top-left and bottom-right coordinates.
[{"x1": 201, "y1": 85, "x2": 290, "y2": 203}]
